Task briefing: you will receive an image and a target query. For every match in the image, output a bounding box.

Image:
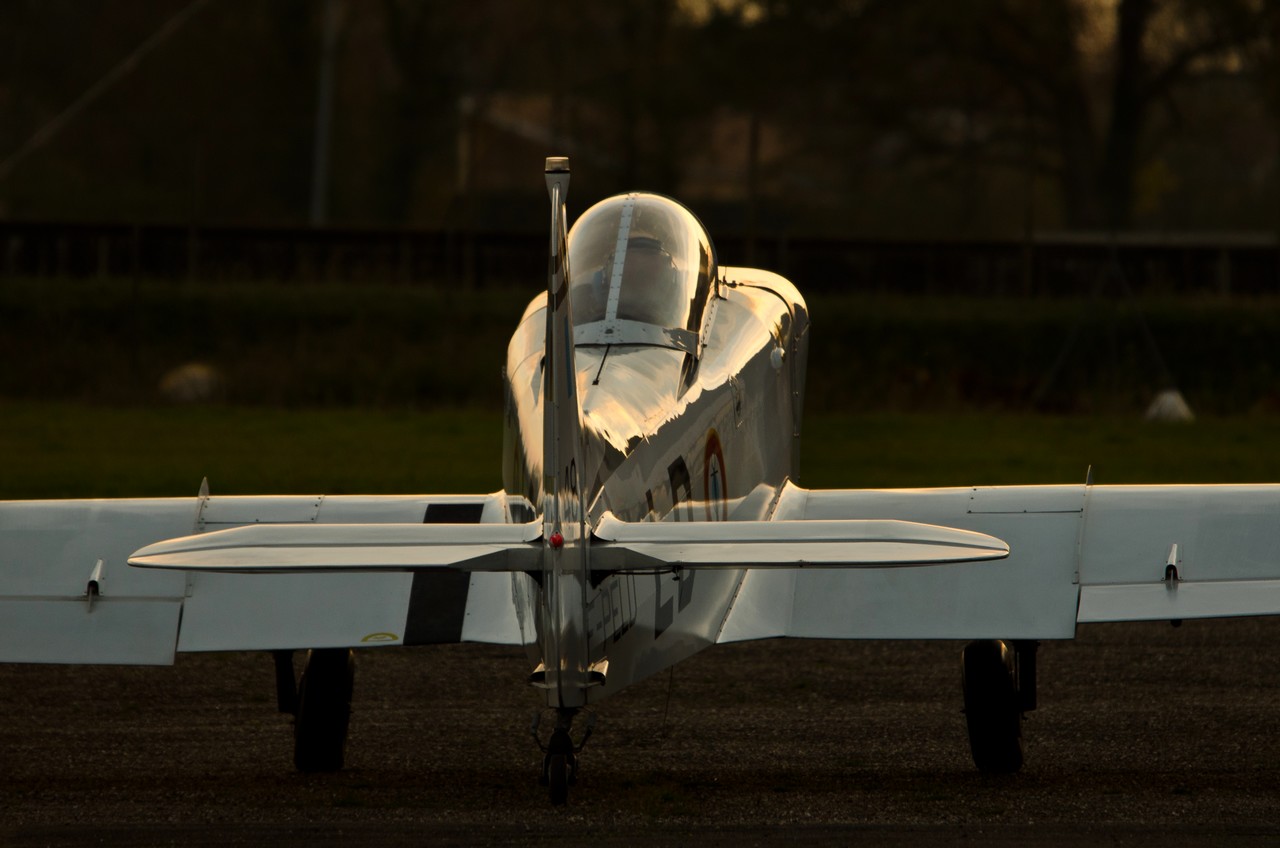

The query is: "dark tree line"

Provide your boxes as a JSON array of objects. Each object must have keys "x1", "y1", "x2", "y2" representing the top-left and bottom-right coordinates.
[{"x1": 0, "y1": 0, "x2": 1276, "y2": 236}]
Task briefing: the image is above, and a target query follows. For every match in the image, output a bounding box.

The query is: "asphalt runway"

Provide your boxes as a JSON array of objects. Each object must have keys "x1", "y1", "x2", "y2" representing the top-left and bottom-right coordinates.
[{"x1": 3, "y1": 617, "x2": 1279, "y2": 846}]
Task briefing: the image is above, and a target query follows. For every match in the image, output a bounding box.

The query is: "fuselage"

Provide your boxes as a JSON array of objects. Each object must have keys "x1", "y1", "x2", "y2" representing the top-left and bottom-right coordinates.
[{"x1": 503, "y1": 225, "x2": 811, "y2": 706}]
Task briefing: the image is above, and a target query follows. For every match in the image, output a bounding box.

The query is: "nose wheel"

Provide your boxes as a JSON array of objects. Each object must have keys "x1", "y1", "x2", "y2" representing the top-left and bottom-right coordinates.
[
  {"x1": 532, "y1": 709, "x2": 595, "y2": 805},
  {"x1": 543, "y1": 734, "x2": 574, "y2": 806}
]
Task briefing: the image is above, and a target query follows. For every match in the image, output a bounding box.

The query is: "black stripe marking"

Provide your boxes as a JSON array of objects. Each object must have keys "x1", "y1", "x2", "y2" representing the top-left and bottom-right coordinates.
[
  {"x1": 423, "y1": 503, "x2": 485, "y2": 524},
  {"x1": 402, "y1": 503, "x2": 484, "y2": 645}
]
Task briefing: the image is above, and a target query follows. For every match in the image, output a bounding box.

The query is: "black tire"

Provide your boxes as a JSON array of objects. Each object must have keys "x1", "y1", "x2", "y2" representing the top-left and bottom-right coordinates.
[
  {"x1": 293, "y1": 648, "x2": 354, "y2": 773},
  {"x1": 548, "y1": 753, "x2": 569, "y2": 805},
  {"x1": 962, "y1": 639, "x2": 1023, "y2": 774}
]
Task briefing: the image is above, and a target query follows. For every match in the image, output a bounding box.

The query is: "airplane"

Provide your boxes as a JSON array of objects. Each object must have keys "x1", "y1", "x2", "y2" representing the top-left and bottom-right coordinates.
[{"x1": 5, "y1": 156, "x2": 1280, "y2": 805}]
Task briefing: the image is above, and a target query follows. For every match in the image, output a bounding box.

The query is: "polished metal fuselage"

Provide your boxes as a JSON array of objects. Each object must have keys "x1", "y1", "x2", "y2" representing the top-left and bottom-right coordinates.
[{"x1": 503, "y1": 267, "x2": 811, "y2": 707}]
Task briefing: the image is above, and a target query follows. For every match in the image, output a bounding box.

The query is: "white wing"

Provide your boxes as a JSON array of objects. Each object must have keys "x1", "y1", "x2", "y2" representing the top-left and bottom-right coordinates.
[
  {"x1": 0, "y1": 491, "x2": 527, "y2": 664},
  {"x1": 718, "y1": 481, "x2": 1280, "y2": 643}
]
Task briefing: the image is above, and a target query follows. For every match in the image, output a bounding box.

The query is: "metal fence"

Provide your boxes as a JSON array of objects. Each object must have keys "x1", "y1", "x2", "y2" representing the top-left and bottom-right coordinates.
[{"x1": 4, "y1": 220, "x2": 1278, "y2": 296}]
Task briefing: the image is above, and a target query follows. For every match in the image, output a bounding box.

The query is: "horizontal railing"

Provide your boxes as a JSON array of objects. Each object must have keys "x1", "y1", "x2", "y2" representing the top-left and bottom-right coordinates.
[{"x1": 3, "y1": 219, "x2": 1277, "y2": 296}]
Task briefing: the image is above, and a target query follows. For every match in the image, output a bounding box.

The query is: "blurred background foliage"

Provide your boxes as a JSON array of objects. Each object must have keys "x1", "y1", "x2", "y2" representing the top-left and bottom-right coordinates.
[
  {"x1": 2, "y1": 0, "x2": 1279, "y2": 417},
  {"x1": 1, "y1": 0, "x2": 1277, "y2": 238}
]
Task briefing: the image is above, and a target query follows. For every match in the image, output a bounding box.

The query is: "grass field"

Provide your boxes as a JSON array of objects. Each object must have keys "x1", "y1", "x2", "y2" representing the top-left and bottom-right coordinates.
[
  {"x1": 6, "y1": 410, "x2": 1280, "y2": 841},
  {"x1": 4, "y1": 400, "x2": 1278, "y2": 499}
]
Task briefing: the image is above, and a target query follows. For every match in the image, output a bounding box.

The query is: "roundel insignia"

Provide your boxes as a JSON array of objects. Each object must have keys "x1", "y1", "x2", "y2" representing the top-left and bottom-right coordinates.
[
  {"x1": 704, "y1": 428, "x2": 727, "y2": 521},
  {"x1": 361, "y1": 632, "x2": 400, "y2": 643}
]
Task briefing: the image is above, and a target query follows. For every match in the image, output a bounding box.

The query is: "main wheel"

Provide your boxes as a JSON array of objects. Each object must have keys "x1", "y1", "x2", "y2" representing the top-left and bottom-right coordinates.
[
  {"x1": 962, "y1": 639, "x2": 1023, "y2": 774},
  {"x1": 294, "y1": 648, "x2": 355, "y2": 773}
]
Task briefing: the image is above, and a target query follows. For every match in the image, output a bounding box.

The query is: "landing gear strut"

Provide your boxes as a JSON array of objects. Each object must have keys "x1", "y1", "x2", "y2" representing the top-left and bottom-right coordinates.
[
  {"x1": 961, "y1": 639, "x2": 1036, "y2": 774},
  {"x1": 532, "y1": 709, "x2": 596, "y2": 805}
]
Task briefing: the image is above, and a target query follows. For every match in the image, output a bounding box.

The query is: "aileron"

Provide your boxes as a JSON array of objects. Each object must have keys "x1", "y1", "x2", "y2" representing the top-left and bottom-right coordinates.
[{"x1": 1079, "y1": 578, "x2": 1280, "y2": 623}]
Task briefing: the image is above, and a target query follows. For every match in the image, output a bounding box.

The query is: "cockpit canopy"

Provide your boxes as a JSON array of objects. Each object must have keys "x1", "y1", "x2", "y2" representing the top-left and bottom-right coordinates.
[{"x1": 567, "y1": 193, "x2": 715, "y2": 354}]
